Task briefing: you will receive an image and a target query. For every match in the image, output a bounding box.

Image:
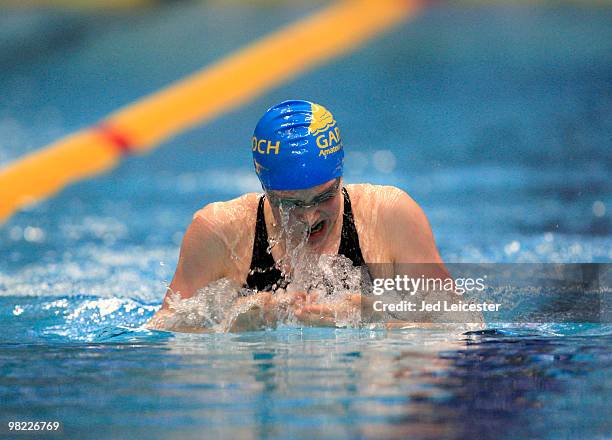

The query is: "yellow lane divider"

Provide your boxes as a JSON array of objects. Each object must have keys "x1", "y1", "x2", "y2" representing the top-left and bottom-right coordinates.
[{"x1": 0, "y1": 0, "x2": 423, "y2": 223}]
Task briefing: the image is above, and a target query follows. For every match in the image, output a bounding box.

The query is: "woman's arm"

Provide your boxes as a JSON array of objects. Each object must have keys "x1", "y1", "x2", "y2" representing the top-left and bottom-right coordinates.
[
  {"x1": 146, "y1": 205, "x2": 306, "y2": 332},
  {"x1": 146, "y1": 207, "x2": 229, "y2": 331}
]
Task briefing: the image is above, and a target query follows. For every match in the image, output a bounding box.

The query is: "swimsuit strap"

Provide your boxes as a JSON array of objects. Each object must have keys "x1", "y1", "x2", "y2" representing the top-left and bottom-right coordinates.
[
  {"x1": 338, "y1": 187, "x2": 366, "y2": 267},
  {"x1": 244, "y1": 195, "x2": 285, "y2": 292}
]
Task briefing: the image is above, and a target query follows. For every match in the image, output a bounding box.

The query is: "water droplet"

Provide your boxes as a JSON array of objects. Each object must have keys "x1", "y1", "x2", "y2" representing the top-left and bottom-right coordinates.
[
  {"x1": 372, "y1": 150, "x2": 397, "y2": 174},
  {"x1": 569, "y1": 243, "x2": 582, "y2": 255},
  {"x1": 592, "y1": 201, "x2": 605, "y2": 217},
  {"x1": 504, "y1": 241, "x2": 520, "y2": 256},
  {"x1": 24, "y1": 226, "x2": 45, "y2": 243}
]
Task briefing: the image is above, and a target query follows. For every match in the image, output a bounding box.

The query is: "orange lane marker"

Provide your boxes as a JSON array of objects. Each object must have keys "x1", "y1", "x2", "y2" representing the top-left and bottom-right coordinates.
[{"x1": 0, "y1": 0, "x2": 424, "y2": 223}]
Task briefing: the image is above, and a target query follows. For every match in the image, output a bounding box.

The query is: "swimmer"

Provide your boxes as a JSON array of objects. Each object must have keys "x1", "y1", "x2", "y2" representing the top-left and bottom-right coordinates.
[{"x1": 147, "y1": 100, "x2": 480, "y2": 332}]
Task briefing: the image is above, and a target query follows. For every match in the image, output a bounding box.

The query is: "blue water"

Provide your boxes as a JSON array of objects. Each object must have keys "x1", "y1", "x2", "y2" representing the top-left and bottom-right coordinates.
[{"x1": 0, "y1": 2, "x2": 611, "y2": 439}]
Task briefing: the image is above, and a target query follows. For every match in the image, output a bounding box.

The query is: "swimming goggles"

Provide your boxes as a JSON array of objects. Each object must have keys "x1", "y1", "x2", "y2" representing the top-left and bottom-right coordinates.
[{"x1": 266, "y1": 178, "x2": 341, "y2": 209}]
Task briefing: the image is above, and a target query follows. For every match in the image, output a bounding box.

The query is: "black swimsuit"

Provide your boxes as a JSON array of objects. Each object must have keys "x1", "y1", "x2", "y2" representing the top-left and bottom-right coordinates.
[{"x1": 245, "y1": 187, "x2": 366, "y2": 291}]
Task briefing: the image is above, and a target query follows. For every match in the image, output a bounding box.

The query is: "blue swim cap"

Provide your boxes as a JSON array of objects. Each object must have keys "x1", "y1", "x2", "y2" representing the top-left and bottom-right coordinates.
[{"x1": 252, "y1": 100, "x2": 344, "y2": 191}]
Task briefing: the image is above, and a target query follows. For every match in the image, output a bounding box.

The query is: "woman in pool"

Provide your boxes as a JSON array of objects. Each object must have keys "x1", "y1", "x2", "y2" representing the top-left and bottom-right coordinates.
[{"x1": 148, "y1": 100, "x2": 468, "y2": 331}]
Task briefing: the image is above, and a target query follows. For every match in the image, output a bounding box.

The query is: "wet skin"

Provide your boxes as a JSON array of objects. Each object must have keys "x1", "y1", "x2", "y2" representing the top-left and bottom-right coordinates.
[{"x1": 145, "y1": 180, "x2": 477, "y2": 332}]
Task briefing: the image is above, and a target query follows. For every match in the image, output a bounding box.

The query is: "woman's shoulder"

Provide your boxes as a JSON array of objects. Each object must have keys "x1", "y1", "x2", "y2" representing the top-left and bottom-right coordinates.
[
  {"x1": 344, "y1": 183, "x2": 413, "y2": 210},
  {"x1": 191, "y1": 192, "x2": 261, "y2": 255},
  {"x1": 193, "y1": 192, "x2": 261, "y2": 225}
]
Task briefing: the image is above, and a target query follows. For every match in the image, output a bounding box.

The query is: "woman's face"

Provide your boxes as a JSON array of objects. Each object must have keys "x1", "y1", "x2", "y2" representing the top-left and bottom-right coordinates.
[{"x1": 267, "y1": 178, "x2": 343, "y2": 250}]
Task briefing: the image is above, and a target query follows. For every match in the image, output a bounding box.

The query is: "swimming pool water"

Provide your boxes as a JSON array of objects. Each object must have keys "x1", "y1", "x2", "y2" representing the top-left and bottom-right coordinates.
[
  {"x1": 1, "y1": 313, "x2": 611, "y2": 439},
  {"x1": 0, "y1": 2, "x2": 611, "y2": 439}
]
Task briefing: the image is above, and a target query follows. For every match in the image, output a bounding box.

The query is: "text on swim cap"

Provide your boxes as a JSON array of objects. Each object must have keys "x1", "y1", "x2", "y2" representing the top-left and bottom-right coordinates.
[
  {"x1": 252, "y1": 137, "x2": 280, "y2": 155},
  {"x1": 316, "y1": 126, "x2": 342, "y2": 157}
]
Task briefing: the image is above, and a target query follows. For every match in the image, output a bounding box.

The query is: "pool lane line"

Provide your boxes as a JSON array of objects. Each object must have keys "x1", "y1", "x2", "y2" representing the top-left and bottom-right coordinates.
[
  {"x1": 95, "y1": 123, "x2": 134, "y2": 155},
  {"x1": 0, "y1": 0, "x2": 425, "y2": 224}
]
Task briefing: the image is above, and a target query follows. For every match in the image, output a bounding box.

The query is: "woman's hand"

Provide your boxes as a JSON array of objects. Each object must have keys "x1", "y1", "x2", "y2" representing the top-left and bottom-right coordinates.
[
  {"x1": 226, "y1": 289, "x2": 307, "y2": 332},
  {"x1": 293, "y1": 293, "x2": 363, "y2": 327}
]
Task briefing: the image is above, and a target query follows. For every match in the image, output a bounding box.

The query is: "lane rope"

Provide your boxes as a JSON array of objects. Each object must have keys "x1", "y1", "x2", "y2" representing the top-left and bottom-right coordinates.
[
  {"x1": 94, "y1": 123, "x2": 134, "y2": 155},
  {"x1": 0, "y1": 0, "x2": 424, "y2": 223}
]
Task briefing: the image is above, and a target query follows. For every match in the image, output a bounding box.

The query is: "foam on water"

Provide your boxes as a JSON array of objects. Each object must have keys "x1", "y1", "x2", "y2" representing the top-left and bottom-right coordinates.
[{"x1": 152, "y1": 254, "x2": 371, "y2": 333}]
